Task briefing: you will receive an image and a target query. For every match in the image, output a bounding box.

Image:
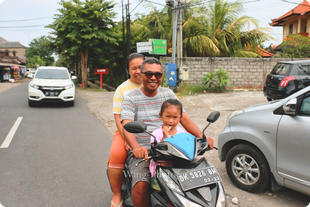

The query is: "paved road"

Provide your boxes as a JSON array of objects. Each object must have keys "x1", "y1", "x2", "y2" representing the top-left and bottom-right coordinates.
[{"x1": 0, "y1": 82, "x2": 112, "y2": 207}]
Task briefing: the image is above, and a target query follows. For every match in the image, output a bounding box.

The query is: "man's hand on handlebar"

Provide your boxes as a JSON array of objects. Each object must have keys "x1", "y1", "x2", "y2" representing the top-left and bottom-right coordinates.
[
  {"x1": 207, "y1": 137, "x2": 214, "y2": 150},
  {"x1": 132, "y1": 146, "x2": 149, "y2": 161}
]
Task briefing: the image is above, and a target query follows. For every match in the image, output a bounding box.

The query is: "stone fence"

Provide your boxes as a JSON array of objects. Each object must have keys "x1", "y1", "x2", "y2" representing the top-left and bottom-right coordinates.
[{"x1": 161, "y1": 57, "x2": 309, "y2": 86}]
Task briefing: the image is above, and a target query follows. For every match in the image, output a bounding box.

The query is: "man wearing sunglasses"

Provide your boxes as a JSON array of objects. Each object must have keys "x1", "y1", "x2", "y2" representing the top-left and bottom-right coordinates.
[{"x1": 121, "y1": 58, "x2": 214, "y2": 207}]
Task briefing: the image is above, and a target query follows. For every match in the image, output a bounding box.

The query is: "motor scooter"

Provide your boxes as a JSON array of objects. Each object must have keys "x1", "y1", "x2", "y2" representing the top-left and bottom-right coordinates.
[{"x1": 109, "y1": 111, "x2": 227, "y2": 207}]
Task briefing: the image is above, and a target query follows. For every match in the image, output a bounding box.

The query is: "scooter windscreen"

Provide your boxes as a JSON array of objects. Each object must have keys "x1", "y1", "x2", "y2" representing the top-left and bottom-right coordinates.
[{"x1": 163, "y1": 133, "x2": 196, "y2": 160}]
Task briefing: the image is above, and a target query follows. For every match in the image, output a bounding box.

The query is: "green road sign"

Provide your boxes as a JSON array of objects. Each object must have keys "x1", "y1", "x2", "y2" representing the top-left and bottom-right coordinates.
[{"x1": 149, "y1": 39, "x2": 167, "y2": 55}]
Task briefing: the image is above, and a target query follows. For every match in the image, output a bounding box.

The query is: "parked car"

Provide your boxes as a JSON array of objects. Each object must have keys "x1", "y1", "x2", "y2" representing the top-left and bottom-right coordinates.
[
  {"x1": 264, "y1": 60, "x2": 310, "y2": 101},
  {"x1": 28, "y1": 66, "x2": 76, "y2": 107},
  {"x1": 26, "y1": 68, "x2": 37, "y2": 78},
  {"x1": 218, "y1": 85, "x2": 310, "y2": 196}
]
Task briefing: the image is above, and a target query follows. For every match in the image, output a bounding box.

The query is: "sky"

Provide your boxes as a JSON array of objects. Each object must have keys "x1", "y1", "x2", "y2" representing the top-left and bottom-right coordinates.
[{"x1": 0, "y1": 0, "x2": 305, "y2": 48}]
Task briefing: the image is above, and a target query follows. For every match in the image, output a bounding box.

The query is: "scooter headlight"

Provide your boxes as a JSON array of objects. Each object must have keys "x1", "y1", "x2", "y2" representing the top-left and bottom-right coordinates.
[
  {"x1": 159, "y1": 168, "x2": 184, "y2": 196},
  {"x1": 216, "y1": 183, "x2": 227, "y2": 207},
  {"x1": 174, "y1": 193, "x2": 202, "y2": 207}
]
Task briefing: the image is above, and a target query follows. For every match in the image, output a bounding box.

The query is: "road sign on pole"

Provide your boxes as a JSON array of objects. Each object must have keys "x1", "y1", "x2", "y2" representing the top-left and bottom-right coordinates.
[
  {"x1": 94, "y1": 68, "x2": 109, "y2": 89},
  {"x1": 136, "y1": 42, "x2": 153, "y2": 53},
  {"x1": 149, "y1": 39, "x2": 167, "y2": 55}
]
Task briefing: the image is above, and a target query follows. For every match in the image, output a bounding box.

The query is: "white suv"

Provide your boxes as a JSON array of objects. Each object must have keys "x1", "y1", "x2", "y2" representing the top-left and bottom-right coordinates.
[{"x1": 28, "y1": 66, "x2": 76, "y2": 107}]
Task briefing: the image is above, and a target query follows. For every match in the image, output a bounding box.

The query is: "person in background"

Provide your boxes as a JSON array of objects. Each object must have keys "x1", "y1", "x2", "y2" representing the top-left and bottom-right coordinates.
[{"x1": 107, "y1": 53, "x2": 144, "y2": 207}]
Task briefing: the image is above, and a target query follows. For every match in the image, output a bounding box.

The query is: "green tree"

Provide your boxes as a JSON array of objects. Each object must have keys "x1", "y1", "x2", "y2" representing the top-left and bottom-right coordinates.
[
  {"x1": 182, "y1": 0, "x2": 273, "y2": 57},
  {"x1": 26, "y1": 56, "x2": 46, "y2": 68},
  {"x1": 25, "y1": 36, "x2": 54, "y2": 66},
  {"x1": 280, "y1": 34, "x2": 310, "y2": 58},
  {"x1": 47, "y1": 0, "x2": 117, "y2": 88}
]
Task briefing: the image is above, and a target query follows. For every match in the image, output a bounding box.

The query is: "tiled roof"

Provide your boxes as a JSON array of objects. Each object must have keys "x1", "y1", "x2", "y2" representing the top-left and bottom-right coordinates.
[
  {"x1": 0, "y1": 42, "x2": 26, "y2": 48},
  {"x1": 0, "y1": 37, "x2": 8, "y2": 45},
  {"x1": 270, "y1": 0, "x2": 310, "y2": 26},
  {"x1": 0, "y1": 59, "x2": 20, "y2": 65},
  {"x1": 257, "y1": 47, "x2": 274, "y2": 57},
  {"x1": 17, "y1": 57, "x2": 26, "y2": 64}
]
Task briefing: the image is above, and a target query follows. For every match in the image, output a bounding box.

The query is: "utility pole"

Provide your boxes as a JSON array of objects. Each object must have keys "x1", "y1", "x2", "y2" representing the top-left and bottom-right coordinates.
[
  {"x1": 171, "y1": 0, "x2": 179, "y2": 64},
  {"x1": 177, "y1": 0, "x2": 183, "y2": 68},
  {"x1": 126, "y1": 0, "x2": 131, "y2": 56},
  {"x1": 122, "y1": 0, "x2": 126, "y2": 58}
]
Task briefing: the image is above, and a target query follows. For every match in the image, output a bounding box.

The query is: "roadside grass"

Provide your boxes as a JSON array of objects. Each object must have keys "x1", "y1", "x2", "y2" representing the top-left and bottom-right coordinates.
[
  {"x1": 177, "y1": 83, "x2": 263, "y2": 97},
  {"x1": 76, "y1": 85, "x2": 108, "y2": 92},
  {"x1": 177, "y1": 84, "x2": 205, "y2": 97}
]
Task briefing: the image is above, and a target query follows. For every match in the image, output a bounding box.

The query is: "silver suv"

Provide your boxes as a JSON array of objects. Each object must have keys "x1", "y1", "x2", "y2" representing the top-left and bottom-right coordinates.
[{"x1": 218, "y1": 85, "x2": 310, "y2": 196}]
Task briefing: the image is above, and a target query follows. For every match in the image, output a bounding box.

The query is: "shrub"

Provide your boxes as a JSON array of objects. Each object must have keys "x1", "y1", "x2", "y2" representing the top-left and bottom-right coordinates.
[{"x1": 202, "y1": 68, "x2": 230, "y2": 92}]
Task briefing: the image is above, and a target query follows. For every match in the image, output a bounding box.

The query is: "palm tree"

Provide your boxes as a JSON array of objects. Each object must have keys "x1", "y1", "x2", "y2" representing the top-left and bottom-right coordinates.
[{"x1": 182, "y1": 0, "x2": 273, "y2": 57}]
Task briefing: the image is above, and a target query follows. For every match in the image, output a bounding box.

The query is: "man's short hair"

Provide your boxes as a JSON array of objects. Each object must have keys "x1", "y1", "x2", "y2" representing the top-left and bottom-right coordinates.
[{"x1": 140, "y1": 58, "x2": 162, "y2": 72}]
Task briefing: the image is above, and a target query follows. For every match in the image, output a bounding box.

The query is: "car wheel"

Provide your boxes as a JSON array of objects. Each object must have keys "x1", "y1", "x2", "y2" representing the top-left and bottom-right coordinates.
[
  {"x1": 28, "y1": 100, "x2": 36, "y2": 107},
  {"x1": 68, "y1": 100, "x2": 75, "y2": 107},
  {"x1": 226, "y1": 144, "x2": 270, "y2": 193},
  {"x1": 267, "y1": 98, "x2": 273, "y2": 101}
]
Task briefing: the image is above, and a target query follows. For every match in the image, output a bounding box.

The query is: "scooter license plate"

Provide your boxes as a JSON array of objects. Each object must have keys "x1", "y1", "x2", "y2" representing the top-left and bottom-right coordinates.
[{"x1": 173, "y1": 167, "x2": 222, "y2": 191}]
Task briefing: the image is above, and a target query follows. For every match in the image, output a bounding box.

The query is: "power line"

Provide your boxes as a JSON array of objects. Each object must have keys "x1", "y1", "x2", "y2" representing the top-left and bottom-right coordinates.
[
  {"x1": 0, "y1": 25, "x2": 47, "y2": 28},
  {"x1": 0, "y1": 17, "x2": 53, "y2": 23},
  {"x1": 130, "y1": 0, "x2": 143, "y2": 13},
  {"x1": 143, "y1": 0, "x2": 167, "y2": 7},
  {"x1": 280, "y1": 0, "x2": 310, "y2": 7}
]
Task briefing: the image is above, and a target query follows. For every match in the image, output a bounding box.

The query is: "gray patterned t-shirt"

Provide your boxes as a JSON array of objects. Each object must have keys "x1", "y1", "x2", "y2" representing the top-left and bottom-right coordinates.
[{"x1": 121, "y1": 87, "x2": 178, "y2": 149}]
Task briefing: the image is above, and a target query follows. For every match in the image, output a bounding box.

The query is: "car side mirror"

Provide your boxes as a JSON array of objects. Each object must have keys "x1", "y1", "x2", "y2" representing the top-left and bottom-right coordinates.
[
  {"x1": 284, "y1": 98, "x2": 297, "y2": 115},
  {"x1": 72, "y1": 76, "x2": 77, "y2": 80}
]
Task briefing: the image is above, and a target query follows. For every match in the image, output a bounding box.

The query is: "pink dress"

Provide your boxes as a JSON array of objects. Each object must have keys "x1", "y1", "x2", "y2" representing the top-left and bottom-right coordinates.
[{"x1": 149, "y1": 126, "x2": 185, "y2": 177}]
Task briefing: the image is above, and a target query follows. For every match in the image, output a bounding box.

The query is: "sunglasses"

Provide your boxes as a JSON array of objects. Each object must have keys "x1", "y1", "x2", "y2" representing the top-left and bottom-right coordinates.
[{"x1": 141, "y1": 71, "x2": 163, "y2": 79}]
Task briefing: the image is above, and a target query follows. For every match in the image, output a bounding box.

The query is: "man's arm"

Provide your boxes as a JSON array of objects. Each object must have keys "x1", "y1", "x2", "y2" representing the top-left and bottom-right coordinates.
[
  {"x1": 180, "y1": 112, "x2": 214, "y2": 149},
  {"x1": 122, "y1": 119, "x2": 149, "y2": 160}
]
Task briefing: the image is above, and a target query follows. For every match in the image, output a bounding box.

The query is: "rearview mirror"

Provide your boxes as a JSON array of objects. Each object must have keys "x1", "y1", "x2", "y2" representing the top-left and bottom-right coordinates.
[
  {"x1": 124, "y1": 121, "x2": 147, "y2": 133},
  {"x1": 207, "y1": 111, "x2": 220, "y2": 123},
  {"x1": 284, "y1": 98, "x2": 297, "y2": 115},
  {"x1": 72, "y1": 75, "x2": 77, "y2": 80}
]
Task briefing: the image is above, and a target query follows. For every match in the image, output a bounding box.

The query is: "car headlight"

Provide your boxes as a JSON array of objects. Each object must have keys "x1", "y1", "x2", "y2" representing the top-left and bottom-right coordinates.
[
  {"x1": 159, "y1": 168, "x2": 184, "y2": 196},
  {"x1": 216, "y1": 183, "x2": 227, "y2": 207},
  {"x1": 226, "y1": 110, "x2": 244, "y2": 126},
  {"x1": 29, "y1": 82, "x2": 39, "y2": 89},
  {"x1": 64, "y1": 84, "x2": 73, "y2": 90}
]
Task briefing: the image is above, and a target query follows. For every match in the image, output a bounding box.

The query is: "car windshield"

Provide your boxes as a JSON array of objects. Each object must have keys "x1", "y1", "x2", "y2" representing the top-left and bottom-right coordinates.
[
  {"x1": 271, "y1": 63, "x2": 291, "y2": 75},
  {"x1": 35, "y1": 69, "x2": 69, "y2": 79}
]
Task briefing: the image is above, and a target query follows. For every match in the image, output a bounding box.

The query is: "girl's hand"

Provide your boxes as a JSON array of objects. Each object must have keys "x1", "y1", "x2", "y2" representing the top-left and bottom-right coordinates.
[{"x1": 162, "y1": 125, "x2": 171, "y2": 140}]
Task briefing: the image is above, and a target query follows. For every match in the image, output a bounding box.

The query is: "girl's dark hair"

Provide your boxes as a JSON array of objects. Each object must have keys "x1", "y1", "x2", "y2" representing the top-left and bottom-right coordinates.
[{"x1": 160, "y1": 99, "x2": 183, "y2": 117}]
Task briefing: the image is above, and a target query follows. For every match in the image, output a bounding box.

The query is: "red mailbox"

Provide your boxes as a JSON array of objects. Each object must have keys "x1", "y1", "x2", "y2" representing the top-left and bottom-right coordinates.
[{"x1": 94, "y1": 68, "x2": 109, "y2": 89}]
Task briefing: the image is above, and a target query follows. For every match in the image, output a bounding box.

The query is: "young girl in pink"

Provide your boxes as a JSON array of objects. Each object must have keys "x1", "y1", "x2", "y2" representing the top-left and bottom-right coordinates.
[{"x1": 149, "y1": 99, "x2": 185, "y2": 177}]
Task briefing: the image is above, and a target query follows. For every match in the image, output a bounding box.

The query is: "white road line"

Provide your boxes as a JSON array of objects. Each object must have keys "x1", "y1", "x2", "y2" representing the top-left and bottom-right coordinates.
[{"x1": 0, "y1": 117, "x2": 23, "y2": 149}]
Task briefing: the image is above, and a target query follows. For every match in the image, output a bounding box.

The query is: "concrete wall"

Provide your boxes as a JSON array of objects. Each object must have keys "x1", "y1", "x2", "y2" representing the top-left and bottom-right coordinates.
[{"x1": 161, "y1": 57, "x2": 310, "y2": 86}]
